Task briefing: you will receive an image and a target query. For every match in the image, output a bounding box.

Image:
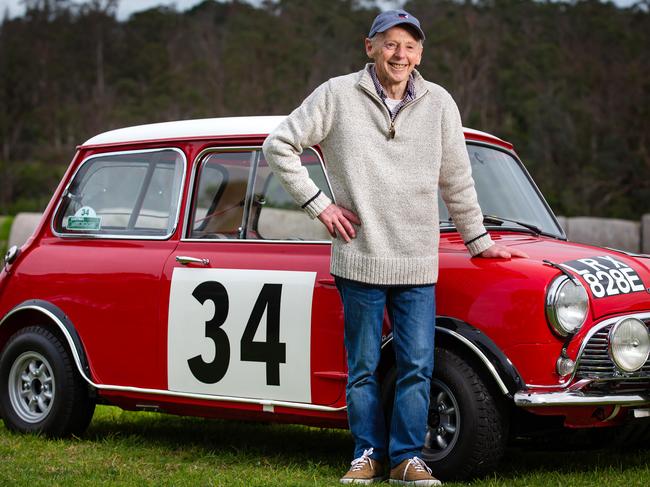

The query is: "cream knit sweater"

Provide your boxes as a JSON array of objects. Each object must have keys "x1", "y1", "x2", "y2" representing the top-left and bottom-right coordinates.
[{"x1": 262, "y1": 65, "x2": 493, "y2": 285}]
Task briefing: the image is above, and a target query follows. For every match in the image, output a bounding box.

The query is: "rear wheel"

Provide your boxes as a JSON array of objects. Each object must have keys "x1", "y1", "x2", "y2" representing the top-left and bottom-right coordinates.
[
  {"x1": 383, "y1": 347, "x2": 509, "y2": 481},
  {"x1": 0, "y1": 326, "x2": 95, "y2": 436}
]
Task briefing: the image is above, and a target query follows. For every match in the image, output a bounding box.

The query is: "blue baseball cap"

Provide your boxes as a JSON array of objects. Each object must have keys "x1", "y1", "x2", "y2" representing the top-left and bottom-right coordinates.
[{"x1": 368, "y1": 9, "x2": 425, "y2": 40}]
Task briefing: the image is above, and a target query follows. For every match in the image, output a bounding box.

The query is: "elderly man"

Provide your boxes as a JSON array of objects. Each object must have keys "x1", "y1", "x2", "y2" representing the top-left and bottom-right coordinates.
[{"x1": 263, "y1": 9, "x2": 526, "y2": 485}]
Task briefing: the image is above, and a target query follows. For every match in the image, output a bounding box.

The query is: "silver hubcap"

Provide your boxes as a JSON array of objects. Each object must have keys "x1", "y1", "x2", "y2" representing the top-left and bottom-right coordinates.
[
  {"x1": 8, "y1": 351, "x2": 55, "y2": 423},
  {"x1": 424, "y1": 379, "x2": 460, "y2": 457}
]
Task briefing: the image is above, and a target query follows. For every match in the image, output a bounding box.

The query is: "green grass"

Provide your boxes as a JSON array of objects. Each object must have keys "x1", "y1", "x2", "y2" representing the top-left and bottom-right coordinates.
[{"x1": 0, "y1": 406, "x2": 649, "y2": 486}]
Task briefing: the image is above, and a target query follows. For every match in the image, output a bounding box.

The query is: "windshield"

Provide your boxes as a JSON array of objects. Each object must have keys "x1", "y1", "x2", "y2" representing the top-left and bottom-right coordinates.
[{"x1": 439, "y1": 144, "x2": 563, "y2": 237}]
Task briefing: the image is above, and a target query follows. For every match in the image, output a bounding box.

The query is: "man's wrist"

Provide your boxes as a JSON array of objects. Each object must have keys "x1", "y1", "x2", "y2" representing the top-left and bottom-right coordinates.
[
  {"x1": 466, "y1": 233, "x2": 494, "y2": 256},
  {"x1": 303, "y1": 192, "x2": 332, "y2": 219}
]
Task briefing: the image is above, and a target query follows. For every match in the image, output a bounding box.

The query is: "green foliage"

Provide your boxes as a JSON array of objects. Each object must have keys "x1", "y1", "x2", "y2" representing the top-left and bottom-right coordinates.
[
  {"x1": 0, "y1": 160, "x2": 66, "y2": 215},
  {"x1": 0, "y1": 215, "x2": 13, "y2": 256},
  {"x1": 0, "y1": 0, "x2": 648, "y2": 218}
]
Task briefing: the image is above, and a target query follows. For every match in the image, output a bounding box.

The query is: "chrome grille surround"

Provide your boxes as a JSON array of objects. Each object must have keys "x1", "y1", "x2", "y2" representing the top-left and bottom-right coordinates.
[{"x1": 575, "y1": 312, "x2": 650, "y2": 382}]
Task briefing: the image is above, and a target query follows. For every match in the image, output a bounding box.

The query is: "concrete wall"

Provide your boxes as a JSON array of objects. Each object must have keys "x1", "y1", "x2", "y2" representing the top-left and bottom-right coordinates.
[
  {"x1": 8, "y1": 213, "x2": 43, "y2": 249},
  {"x1": 559, "y1": 216, "x2": 641, "y2": 253},
  {"x1": 4, "y1": 212, "x2": 650, "y2": 254}
]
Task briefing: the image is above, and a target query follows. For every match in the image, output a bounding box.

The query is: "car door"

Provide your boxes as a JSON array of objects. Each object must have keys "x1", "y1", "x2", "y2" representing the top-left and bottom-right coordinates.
[
  {"x1": 48, "y1": 147, "x2": 185, "y2": 389},
  {"x1": 162, "y1": 146, "x2": 345, "y2": 407}
]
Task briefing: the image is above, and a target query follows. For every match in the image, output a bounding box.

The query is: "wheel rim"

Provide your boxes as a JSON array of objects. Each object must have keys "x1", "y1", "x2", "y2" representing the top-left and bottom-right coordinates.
[
  {"x1": 8, "y1": 351, "x2": 56, "y2": 423},
  {"x1": 424, "y1": 379, "x2": 460, "y2": 459}
]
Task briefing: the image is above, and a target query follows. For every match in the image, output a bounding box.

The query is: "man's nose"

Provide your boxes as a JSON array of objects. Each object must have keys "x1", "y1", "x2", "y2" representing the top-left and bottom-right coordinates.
[{"x1": 393, "y1": 45, "x2": 407, "y2": 58}]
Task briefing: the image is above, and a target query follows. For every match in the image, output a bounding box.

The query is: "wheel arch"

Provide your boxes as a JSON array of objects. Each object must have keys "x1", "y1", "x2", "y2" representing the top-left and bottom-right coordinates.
[
  {"x1": 380, "y1": 316, "x2": 524, "y2": 398},
  {"x1": 0, "y1": 300, "x2": 93, "y2": 384}
]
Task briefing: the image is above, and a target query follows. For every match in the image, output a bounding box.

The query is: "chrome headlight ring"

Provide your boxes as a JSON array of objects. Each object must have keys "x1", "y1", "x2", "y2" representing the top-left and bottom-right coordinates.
[
  {"x1": 608, "y1": 317, "x2": 650, "y2": 373},
  {"x1": 546, "y1": 275, "x2": 589, "y2": 337}
]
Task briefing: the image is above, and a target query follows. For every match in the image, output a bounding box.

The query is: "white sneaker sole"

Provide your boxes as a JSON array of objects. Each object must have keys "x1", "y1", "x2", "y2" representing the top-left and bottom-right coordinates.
[
  {"x1": 340, "y1": 476, "x2": 385, "y2": 484},
  {"x1": 388, "y1": 479, "x2": 442, "y2": 486}
]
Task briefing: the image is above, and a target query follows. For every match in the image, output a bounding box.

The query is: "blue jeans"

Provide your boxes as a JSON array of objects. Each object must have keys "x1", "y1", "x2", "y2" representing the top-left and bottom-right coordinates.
[{"x1": 335, "y1": 277, "x2": 435, "y2": 467}]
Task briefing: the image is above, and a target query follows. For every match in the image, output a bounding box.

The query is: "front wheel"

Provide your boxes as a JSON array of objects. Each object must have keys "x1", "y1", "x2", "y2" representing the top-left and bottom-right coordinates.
[
  {"x1": 0, "y1": 326, "x2": 95, "y2": 437},
  {"x1": 383, "y1": 347, "x2": 509, "y2": 481}
]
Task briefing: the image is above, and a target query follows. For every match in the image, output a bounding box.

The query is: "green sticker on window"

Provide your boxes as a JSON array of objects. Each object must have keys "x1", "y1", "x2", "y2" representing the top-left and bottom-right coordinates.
[
  {"x1": 66, "y1": 216, "x2": 102, "y2": 231},
  {"x1": 66, "y1": 206, "x2": 101, "y2": 231}
]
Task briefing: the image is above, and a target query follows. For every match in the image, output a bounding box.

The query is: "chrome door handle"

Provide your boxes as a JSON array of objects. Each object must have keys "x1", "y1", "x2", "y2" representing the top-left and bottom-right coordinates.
[{"x1": 175, "y1": 256, "x2": 210, "y2": 266}]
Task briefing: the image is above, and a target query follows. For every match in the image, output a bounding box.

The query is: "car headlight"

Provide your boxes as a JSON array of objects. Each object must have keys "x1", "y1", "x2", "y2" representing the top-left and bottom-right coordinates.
[
  {"x1": 609, "y1": 318, "x2": 650, "y2": 372},
  {"x1": 546, "y1": 276, "x2": 589, "y2": 336}
]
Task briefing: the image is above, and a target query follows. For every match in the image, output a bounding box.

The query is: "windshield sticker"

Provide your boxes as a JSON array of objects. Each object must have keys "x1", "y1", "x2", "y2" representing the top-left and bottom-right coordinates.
[
  {"x1": 66, "y1": 206, "x2": 102, "y2": 231},
  {"x1": 562, "y1": 255, "x2": 645, "y2": 298}
]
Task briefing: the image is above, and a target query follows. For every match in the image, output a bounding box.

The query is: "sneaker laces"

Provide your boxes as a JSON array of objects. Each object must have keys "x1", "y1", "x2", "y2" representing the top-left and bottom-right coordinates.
[
  {"x1": 406, "y1": 456, "x2": 432, "y2": 476},
  {"x1": 349, "y1": 448, "x2": 374, "y2": 472}
]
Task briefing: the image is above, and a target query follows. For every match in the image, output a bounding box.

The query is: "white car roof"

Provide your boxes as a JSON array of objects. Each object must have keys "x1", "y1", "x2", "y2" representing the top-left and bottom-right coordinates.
[{"x1": 82, "y1": 116, "x2": 507, "y2": 147}]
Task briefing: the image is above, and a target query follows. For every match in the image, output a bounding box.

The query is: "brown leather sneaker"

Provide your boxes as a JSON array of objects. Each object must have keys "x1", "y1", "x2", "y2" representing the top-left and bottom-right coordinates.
[
  {"x1": 389, "y1": 457, "x2": 441, "y2": 486},
  {"x1": 340, "y1": 448, "x2": 385, "y2": 484}
]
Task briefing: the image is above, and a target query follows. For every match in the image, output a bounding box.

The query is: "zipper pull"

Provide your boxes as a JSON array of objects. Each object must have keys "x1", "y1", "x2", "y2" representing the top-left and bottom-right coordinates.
[{"x1": 388, "y1": 121, "x2": 395, "y2": 139}]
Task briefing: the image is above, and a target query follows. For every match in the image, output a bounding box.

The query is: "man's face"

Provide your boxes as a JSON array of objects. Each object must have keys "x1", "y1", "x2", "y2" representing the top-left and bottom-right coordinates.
[{"x1": 365, "y1": 26, "x2": 423, "y2": 88}]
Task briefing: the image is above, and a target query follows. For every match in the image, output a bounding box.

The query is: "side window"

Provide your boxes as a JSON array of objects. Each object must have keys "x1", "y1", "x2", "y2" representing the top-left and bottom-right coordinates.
[
  {"x1": 54, "y1": 149, "x2": 184, "y2": 237},
  {"x1": 189, "y1": 151, "x2": 255, "y2": 239},
  {"x1": 248, "y1": 149, "x2": 332, "y2": 241}
]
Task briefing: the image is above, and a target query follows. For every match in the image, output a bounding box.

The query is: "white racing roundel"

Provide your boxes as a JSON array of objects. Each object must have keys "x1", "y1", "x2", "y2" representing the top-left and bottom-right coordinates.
[
  {"x1": 562, "y1": 255, "x2": 646, "y2": 299},
  {"x1": 167, "y1": 268, "x2": 316, "y2": 403}
]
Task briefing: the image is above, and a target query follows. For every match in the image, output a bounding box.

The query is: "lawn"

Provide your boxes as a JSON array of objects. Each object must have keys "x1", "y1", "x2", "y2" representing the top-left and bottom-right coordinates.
[{"x1": 1, "y1": 405, "x2": 649, "y2": 486}]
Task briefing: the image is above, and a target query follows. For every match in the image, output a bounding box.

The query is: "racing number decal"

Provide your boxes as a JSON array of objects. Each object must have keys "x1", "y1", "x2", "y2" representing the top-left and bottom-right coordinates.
[
  {"x1": 168, "y1": 268, "x2": 315, "y2": 403},
  {"x1": 240, "y1": 284, "x2": 285, "y2": 386},
  {"x1": 563, "y1": 255, "x2": 645, "y2": 299},
  {"x1": 188, "y1": 281, "x2": 230, "y2": 384},
  {"x1": 188, "y1": 281, "x2": 285, "y2": 386}
]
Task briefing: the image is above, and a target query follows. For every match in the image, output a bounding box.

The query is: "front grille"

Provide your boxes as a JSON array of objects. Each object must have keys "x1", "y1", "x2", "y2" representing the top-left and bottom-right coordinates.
[{"x1": 576, "y1": 318, "x2": 650, "y2": 379}]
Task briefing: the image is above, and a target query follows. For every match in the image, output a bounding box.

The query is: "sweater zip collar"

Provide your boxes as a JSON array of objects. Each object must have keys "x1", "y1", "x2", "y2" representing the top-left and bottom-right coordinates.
[
  {"x1": 368, "y1": 65, "x2": 416, "y2": 120},
  {"x1": 358, "y1": 64, "x2": 429, "y2": 140}
]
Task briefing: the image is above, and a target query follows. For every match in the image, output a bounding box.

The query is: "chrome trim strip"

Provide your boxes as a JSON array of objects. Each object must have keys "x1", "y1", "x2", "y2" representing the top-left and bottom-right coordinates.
[
  {"x1": 0, "y1": 305, "x2": 88, "y2": 376},
  {"x1": 181, "y1": 145, "x2": 335, "y2": 243},
  {"x1": 50, "y1": 148, "x2": 187, "y2": 241},
  {"x1": 0, "y1": 305, "x2": 346, "y2": 413},
  {"x1": 514, "y1": 390, "x2": 650, "y2": 407},
  {"x1": 437, "y1": 328, "x2": 510, "y2": 395}
]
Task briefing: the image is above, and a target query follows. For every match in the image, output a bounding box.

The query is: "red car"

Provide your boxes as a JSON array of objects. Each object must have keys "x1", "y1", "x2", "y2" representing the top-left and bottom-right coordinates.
[{"x1": 1, "y1": 117, "x2": 648, "y2": 480}]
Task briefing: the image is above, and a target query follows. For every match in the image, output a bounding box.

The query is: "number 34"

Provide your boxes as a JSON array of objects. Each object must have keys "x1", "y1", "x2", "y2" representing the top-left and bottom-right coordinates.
[{"x1": 188, "y1": 281, "x2": 286, "y2": 386}]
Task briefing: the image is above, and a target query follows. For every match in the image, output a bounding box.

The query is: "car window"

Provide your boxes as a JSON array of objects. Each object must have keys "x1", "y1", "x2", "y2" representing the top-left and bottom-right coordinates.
[
  {"x1": 188, "y1": 148, "x2": 332, "y2": 241},
  {"x1": 54, "y1": 149, "x2": 184, "y2": 237},
  {"x1": 248, "y1": 149, "x2": 332, "y2": 241},
  {"x1": 439, "y1": 144, "x2": 562, "y2": 237},
  {"x1": 189, "y1": 151, "x2": 255, "y2": 239}
]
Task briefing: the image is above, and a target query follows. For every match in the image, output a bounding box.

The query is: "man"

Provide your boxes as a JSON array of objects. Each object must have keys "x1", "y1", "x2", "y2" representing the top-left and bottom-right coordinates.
[{"x1": 263, "y1": 9, "x2": 527, "y2": 485}]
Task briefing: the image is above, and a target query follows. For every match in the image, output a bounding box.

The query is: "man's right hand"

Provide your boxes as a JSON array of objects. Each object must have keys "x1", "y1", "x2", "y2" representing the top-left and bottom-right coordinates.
[{"x1": 317, "y1": 204, "x2": 361, "y2": 242}]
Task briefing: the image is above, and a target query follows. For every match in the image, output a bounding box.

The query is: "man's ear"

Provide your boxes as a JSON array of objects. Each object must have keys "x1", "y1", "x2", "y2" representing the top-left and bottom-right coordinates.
[{"x1": 364, "y1": 38, "x2": 374, "y2": 58}]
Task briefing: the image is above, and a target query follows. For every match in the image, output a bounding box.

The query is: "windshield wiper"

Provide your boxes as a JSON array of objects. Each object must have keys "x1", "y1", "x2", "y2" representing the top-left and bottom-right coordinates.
[{"x1": 482, "y1": 214, "x2": 542, "y2": 235}]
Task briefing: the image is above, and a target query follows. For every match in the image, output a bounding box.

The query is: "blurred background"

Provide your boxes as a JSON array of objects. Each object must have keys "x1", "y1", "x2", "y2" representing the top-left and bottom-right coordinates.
[{"x1": 0, "y1": 0, "x2": 648, "y2": 251}]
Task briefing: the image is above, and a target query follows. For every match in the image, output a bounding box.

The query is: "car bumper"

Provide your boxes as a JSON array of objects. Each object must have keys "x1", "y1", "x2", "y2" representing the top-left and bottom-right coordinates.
[{"x1": 514, "y1": 390, "x2": 650, "y2": 407}]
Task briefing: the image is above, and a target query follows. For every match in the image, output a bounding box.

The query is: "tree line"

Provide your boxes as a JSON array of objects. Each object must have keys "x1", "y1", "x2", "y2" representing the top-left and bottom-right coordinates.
[{"x1": 0, "y1": 0, "x2": 648, "y2": 219}]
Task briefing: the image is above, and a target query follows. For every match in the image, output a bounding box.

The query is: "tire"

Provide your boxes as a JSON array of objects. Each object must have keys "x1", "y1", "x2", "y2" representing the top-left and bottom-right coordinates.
[
  {"x1": 0, "y1": 326, "x2": 95, "y2": 437},
  {"x1": 382, "y1": 347, "x2": 509, "y2": 481}
]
